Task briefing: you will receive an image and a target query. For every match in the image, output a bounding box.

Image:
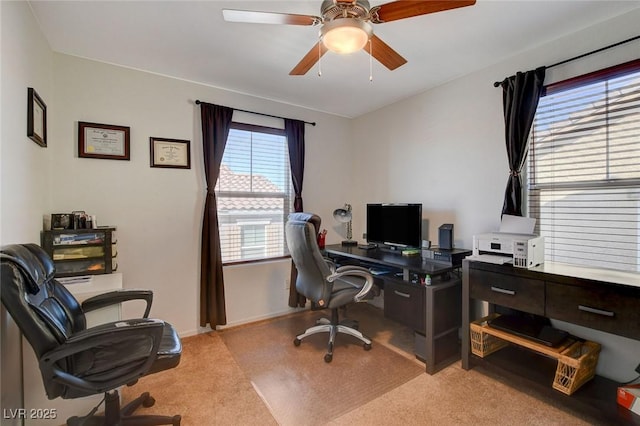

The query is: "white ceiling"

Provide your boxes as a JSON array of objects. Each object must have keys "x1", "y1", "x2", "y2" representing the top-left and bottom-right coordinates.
[{"x1": 29, "y1": 0, "x2": 640, "y2": 118}]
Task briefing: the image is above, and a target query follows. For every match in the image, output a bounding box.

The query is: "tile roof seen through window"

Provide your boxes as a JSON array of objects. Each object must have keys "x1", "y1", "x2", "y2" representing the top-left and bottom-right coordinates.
[{"x1": 217, "y1": 164, "x2": 286, "y2": 211}]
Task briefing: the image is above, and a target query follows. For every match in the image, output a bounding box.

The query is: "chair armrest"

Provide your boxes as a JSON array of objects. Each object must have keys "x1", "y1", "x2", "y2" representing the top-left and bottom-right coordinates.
[
  {"x1": 324, "y1": 257, "x2": 337, "y2": 273},
  {"x1": 335, "y1": 265, "x2": 370, "y2": 274},
  {"x1": 82, "y1": 289, "x2": 153, "y2": 318},
  {"x1": 327, "y1": 266, "x2": 374, "y2": 302},
  {"x1": 40, "y1": 319, "x2": 164, "y2": 394}
]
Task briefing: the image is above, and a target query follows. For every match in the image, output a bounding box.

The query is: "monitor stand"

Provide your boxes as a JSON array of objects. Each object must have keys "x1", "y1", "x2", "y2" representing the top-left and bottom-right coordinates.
[{"x1": 377, "y1": 244, "x2": 401, "y2": 253}]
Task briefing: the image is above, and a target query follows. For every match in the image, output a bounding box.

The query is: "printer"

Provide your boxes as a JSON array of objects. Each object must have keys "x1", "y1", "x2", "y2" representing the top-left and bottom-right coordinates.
[{"x1": 473, "y1": 232, "x2": 545, "y2": 268}]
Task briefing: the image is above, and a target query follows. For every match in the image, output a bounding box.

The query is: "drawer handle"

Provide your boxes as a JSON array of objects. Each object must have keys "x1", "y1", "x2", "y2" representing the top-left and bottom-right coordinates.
[
  {"x1": 578, "y1": 305, "x2": 615, "y2": 317},
  {"x1": 394, "y1": 290, "x2": 411, "y2": 299},
  {"x1": 490, "y1": 286, "x2": 515, "y2": 296}
]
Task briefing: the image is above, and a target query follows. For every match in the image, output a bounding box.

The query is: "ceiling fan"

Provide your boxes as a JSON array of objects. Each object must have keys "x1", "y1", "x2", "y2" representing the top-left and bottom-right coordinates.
[{"x1": 222, "y1": 0, "x2": 476, "y2": 76}]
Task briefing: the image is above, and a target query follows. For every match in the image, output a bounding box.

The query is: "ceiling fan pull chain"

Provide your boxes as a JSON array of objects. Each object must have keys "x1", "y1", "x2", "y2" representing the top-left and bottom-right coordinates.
[
  {"x1": 318, "y1": 36, "x2": 323, "y2": 77},
  {"x1": 369, "y1": 39, "x2": 373, "y2": 82}
]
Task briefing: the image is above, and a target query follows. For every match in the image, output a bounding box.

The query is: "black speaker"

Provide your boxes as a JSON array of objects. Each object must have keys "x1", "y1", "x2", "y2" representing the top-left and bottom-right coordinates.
[{"x1": 438, "y1": 224, "x2": 454, "y2": 250}]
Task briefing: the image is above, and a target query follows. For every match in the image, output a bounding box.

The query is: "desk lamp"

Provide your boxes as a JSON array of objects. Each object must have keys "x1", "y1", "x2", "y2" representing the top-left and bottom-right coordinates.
[{"x1": 333, "y1": 204, "x2": 357, "y2": 246}]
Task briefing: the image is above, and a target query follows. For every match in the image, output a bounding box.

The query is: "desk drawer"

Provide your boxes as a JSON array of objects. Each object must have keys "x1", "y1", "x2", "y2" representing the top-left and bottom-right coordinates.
[
  {"x1": 469, "y1": 269, "x2": 545, "y2": 315},
  {"x1": 384, "y1": 280, "x2": 425, "y2": 332},
  {"x1": 546, "y1": 282, "x2": 640, "y2": 340}
]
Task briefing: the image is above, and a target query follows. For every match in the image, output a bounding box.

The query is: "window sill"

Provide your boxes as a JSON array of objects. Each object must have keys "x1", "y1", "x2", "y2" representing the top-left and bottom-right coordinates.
[{"x1": 223, "y1": 255, "x2": 291, "y2": 267}]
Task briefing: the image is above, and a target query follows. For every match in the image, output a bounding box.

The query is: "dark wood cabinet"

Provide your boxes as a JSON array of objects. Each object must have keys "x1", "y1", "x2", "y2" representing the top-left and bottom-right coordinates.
[
  {"x1": 546, "y1": 281, "x2": 640, "y2": 340},
  {"x1": 384, "y1": 278, "x2": 425, "y2": 332},
  {"x1": 469, "y1": 268, "x2": 545, "y2": 315},
  {"x1": 462, "y1": 260, "x2": 640, "y2": 425},
  {"x1": 325, "y1": 244, "x2": 462, "y2": 374}
]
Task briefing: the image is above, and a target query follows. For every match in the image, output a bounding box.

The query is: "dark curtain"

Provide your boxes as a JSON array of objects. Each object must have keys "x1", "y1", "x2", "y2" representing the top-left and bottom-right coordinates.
[
  {"x1": 499, "y1": 67, "x2": 546, "y2": 216},
  {"x1": 199, "y1": 103, "x2": 234, "y2": 328},
  {"x1": 285, "y1": 118, "x2": 307, "y2": 308}
]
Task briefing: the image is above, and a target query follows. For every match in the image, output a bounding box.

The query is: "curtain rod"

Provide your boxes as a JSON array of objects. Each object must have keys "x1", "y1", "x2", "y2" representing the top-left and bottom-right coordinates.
[
  {"x1": 493, "y1": 34, "x2": 640, "y2": 87},
  {"x1": 195, "y1": 100, "x2": 316, "y2": 126}
]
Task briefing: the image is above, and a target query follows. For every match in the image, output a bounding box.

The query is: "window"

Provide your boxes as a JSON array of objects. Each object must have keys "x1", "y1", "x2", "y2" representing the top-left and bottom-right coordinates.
[
  {"x1": 527, "y1": 59, "x2": 640, "y2": 272},
  {"x1": 216, "y1": 122, "x2": 292, "y2": 263}
]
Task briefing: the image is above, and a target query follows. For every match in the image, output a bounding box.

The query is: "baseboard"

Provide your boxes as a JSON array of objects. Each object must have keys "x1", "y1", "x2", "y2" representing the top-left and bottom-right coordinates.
[{"x1": 216, "y1": 307, "x2": 307, "y2": 330}]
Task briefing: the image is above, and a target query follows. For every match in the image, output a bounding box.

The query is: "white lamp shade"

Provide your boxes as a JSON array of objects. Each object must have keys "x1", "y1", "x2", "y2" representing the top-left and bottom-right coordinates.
[{"x1": 321, "y1": 19, "x2": 372, "y2": 54}]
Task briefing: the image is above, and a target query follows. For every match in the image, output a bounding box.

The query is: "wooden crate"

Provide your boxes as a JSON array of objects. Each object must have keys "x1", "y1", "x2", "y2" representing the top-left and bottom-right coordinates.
[{"x1": 469, "y1": 314, "x2": 601, "y2": 395}]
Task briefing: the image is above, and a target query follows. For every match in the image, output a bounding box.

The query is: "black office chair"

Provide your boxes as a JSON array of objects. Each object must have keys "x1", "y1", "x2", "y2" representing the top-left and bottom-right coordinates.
[
  {"x1": 0, "y1": 243, "x2": 182, "y2": 426},
  {"x1": 285, "y1": 213, "x2": 377, "y2": 363}
]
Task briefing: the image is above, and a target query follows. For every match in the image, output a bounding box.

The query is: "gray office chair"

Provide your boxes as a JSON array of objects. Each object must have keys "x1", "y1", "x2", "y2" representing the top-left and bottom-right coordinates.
[{"x1": 285, "y1": 212, "x2": 377, "y2": 362}]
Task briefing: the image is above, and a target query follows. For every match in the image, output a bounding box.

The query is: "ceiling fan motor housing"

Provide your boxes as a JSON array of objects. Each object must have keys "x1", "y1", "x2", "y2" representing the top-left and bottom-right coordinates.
[{"x1": 321, "y1": 0, "x2": 371, "y2": 21}]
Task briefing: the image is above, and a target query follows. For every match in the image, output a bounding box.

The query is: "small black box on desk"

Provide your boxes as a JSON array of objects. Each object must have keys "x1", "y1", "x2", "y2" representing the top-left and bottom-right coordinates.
[{"x1": 421, "y1": 248, "x2": 471, "y2": 267}]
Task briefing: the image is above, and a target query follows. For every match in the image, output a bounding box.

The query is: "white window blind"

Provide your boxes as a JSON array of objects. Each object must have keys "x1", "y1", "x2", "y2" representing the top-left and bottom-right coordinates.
[
  {"x1": 528, "y1": 60, "x2": 640, "y2": 272},
  {"x1": 215, "y1": 123, "x2": 292, "y2": 263}
]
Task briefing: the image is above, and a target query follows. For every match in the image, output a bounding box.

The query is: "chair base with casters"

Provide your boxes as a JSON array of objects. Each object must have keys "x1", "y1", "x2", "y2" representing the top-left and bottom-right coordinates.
[
  {"x1": 293, "y1": 306, "x2": 372, "y2": 363},
  {"x1": 67, "y1": 390, "x2": 181, "y2": 426}
]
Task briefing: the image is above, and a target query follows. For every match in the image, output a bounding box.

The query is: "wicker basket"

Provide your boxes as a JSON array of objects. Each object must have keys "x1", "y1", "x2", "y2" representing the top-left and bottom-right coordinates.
[
  {"x1": 470, "y1": 314, "x2": 508, "y2": 357},
  {"x1": 553, "y1": 340, "x2": 601, "y2": 395},
  {"x1": 469, "y1": 314, "x2": 601, "y2": 395}
]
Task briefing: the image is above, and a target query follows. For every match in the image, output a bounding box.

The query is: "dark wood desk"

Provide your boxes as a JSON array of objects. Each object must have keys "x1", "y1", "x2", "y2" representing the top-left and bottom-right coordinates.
[
  {"x1": 325, "y1": 244, "x2": 462, "y2": 374},
  {"x1": 462, "y1": 259, "x2": 640, "y2": 424},
  {"x1": 324, "y1": 244, "x2": 454, "y2": 279}
]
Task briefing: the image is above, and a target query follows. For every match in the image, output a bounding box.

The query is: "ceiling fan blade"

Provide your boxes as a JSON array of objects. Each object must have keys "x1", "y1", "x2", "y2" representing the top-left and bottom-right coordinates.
[
  {"x1": 290, "y1": 42, "x2": 329, "y2": 76},
  {"x1": 222, "y1": 9, "x2": 321, "y2": 26},
  {"x1": 371, "y1": 1, "x2": 476, "y2": 23},
  {"x1": 362, "y1": 35, "x2": 407, "y2": 70}
]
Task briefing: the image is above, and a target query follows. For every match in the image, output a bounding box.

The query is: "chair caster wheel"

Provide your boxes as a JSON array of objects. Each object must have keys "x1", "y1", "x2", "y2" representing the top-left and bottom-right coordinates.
[
  {"x1": 293, "y1": 338, "x2": 301, "y2": 346},
  {"x1": 324, "y1": 353, "x2": 333, "y2": 363},
  {"x1": 172, "y1": 415, "x2": 182, "y2": 425},
  {"x1": 142, "y1": 394, "x2": 155, "y2": 408},
  {"x1": 364, "y1": 343, "x2": 372, "y2": 351}
]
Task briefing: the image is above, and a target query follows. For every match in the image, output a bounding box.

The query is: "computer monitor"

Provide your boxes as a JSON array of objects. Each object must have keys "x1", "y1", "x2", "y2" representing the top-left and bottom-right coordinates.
[{"x1": 366, "y1": 203, "x2": 422, "y2": 249}]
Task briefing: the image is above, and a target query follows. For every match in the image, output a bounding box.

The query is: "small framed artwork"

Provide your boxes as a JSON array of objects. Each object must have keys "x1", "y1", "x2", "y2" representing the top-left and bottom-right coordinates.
[
  {"x1": 27, "y1": 88, "x2": 47, "y2": 147},
  {"x1": 150, "y1": 137, "x2": 191, "y2": 169},
  {"x1": 79, "y1": 121, "x2": 130, "y2": 160}
]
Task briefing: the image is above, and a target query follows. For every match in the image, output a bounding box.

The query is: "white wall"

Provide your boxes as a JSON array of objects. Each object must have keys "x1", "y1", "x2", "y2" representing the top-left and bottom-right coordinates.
[
  {"x1": 1, "y1": 1, "x2": 54, "y2": 422},
  {"x1": 351, "y1": 10, "x2": 640, "y2": 382},
  {"x1": 50, "y1": 54, "x2": 353, "y2": 335},
  {"x1": 1, "y1": 2, "x2": 53, "y2": 244}
]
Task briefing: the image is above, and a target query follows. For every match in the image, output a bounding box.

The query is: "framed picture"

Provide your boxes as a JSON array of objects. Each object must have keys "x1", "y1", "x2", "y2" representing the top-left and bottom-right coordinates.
[
  {"x1": 78, "y1": 122, "x2": 130, "y2": 160},
  {"x1": 27, "y1": 88, "x2": 47, "y2": 147},
  {"x1": 150, "y1": 137, "x2": 191, "y2": 169}
]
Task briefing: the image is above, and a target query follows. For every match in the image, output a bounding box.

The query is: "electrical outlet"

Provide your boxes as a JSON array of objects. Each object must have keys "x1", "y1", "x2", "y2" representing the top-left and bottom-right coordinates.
[{"x1": 285, "y1": 278, "x2": 290, "y2": 290}]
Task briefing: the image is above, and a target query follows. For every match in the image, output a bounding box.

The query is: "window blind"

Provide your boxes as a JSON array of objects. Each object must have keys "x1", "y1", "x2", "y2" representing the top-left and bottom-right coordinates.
[
  {"x1": 528, "y1": 62, "x2": 640, "y2": 272},
  {"x1": 215, "y1": 124, "x2": 292, "y2": 263}
]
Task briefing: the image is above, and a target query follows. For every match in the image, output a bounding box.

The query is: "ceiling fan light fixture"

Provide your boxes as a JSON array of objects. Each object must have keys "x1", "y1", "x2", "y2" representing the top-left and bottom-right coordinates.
[{"x1": 321, "y1": 19, "x2": 372, "y2": 54}]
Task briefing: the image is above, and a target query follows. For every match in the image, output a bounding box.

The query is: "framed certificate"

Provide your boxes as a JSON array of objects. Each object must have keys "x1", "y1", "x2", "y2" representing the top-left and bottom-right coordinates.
[
  {"x1": 150, "y1": 137, "x2": 191, "y2": 169},
  {"x1": 27, "y1": 88, "x2": 47, "y2": 147},
  {"x1": 78, "y1": 122, "x2": 130, "y2": 160}
]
